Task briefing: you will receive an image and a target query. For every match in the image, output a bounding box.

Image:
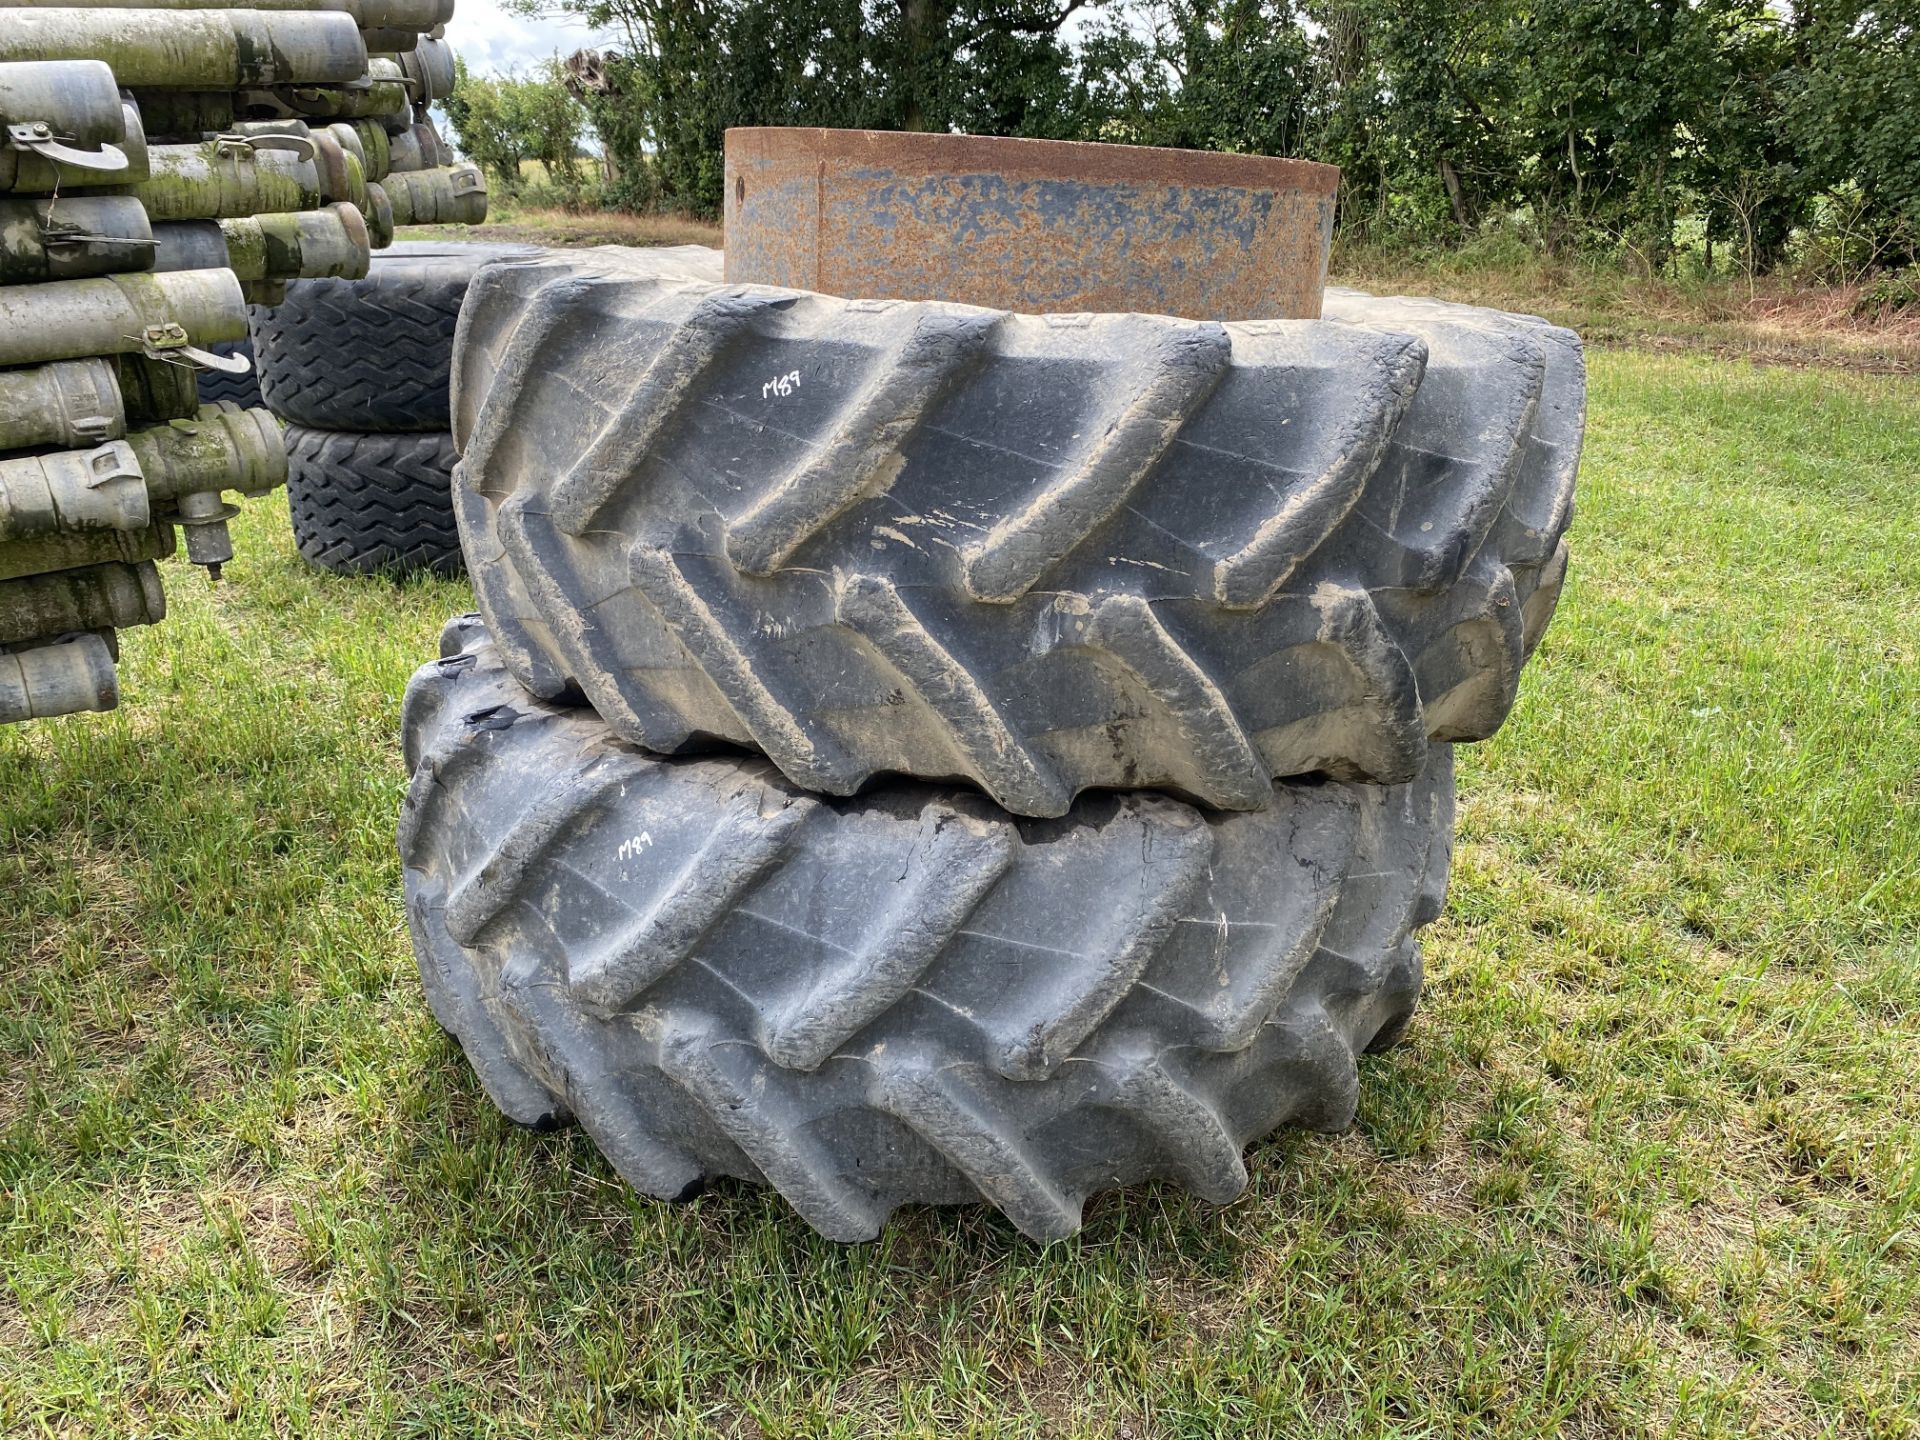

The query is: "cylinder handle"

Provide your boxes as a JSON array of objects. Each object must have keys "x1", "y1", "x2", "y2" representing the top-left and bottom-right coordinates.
[
  {"x1": 213, "y1": 132, "x2": 317, "y2": 162},
  {"x1": 135, "y1": 323, "x2": 253, "y2": 375},
  {"x1": 6, "y1": 122, "x2": 128, "y2": 174}
]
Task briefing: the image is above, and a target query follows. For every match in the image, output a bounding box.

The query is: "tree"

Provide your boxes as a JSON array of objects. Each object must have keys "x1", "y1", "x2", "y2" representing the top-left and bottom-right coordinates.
[
  {"x1": 1685, "y1": 10, "x2": 1802, "y2": 276},
  {"x1": 443, "y1": 56, "x2": 531, "y2": 189},
  {"x1": 444, "y1": 57, "x2": 589, "y2": 195},
  {"x1": 478, "y1": 0, "x2": 1918, "y2": 278},
  {"x1": 523, "y1": 0, "x2": 1095, "y2": 213},
  {"x1": 1075, "y1": 0, "x2": 1317, "y2": 156},
  {"x1": 1305, "y1": 0, "x2": 1521, "y2": 241},
  {"x1": 1783, "y1": 0, "x2": 1920, "y2": 263}
]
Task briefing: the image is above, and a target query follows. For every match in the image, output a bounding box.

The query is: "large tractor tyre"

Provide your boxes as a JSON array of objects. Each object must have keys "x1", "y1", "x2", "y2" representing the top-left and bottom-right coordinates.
[
  {"x1": 286, "y1": 427, "x2": 462, "y2": 578},
  {"x1": 194, "y1": 340, "x2": 263, "y2": 410},
  {"x1": 452, "y1": 247, "x2": 1582, "y2": 818},
  {"x1": 251, "y1": 241, "x2": 538, "y2": 432},
  {"x1": 400, "y1": 617, "x2": 1455, "y2": 1243}
]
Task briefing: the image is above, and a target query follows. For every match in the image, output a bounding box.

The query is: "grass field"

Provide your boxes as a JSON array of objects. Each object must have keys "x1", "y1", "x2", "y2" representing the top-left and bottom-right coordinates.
[{"x1": 2, "y1": 334, "x2": 1917, "y2": 1433}]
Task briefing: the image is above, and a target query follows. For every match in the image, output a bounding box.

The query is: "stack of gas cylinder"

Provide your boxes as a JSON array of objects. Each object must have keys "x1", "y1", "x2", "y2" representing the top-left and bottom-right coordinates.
[{"x1": 0, "y1": 0, "x2": 484, "y2": 722}]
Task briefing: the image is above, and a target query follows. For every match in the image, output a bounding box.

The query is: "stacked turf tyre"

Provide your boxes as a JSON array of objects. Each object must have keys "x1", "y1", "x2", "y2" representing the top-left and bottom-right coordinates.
[
  {"x1": 249, "y1": 242, "x2": 534, "y2": 578},
  {"x1": 402, "y1": 242, "x2": 1584, "y2": 1241}
]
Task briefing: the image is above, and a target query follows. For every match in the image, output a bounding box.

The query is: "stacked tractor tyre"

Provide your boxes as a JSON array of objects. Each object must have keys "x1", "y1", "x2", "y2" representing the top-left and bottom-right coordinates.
[
  {"x1": 399, "y1": 146, "x2": 1587, "y2": 1244},
  {"x1": 0, "y1": 0, "x2": 486, "y2": 724},
  {"x1": 249, "y1": 242, "x2": 532, "y2": 578}
]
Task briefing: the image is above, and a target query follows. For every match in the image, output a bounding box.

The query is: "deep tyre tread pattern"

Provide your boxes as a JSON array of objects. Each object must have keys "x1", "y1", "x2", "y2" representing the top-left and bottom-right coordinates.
[
  {"x1": 286, "y1": 427, "x2": 462, "y2": 578},
  {"x1": 452, "y1": 248, "x2": 1583, "y2": 816},
  {"x1": 400, "y1": 617, "x2": 1455, "y2": 1242},
  {"x1": 252, "y1": 241, "x2": 538, "y2": 432},
  {"x1": 195, "y1": 340, "x2": 263, "y2": 410}
]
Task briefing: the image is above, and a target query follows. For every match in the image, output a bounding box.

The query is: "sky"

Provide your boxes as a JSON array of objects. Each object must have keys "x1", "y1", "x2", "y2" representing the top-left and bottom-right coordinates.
[
  {"x1": 439, "y1": 0, "x2": 1108, "y2": 77},
  {"x1": 440, "y1": 0, "x2": 608, "y2": 75}
]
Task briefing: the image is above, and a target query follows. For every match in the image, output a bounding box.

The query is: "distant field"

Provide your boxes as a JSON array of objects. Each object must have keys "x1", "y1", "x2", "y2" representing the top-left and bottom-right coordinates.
[
  {"x1": 401, "y1": 205, "x2": 723, "y2": 252},
  {"x1": 3, "y1": 324, "x2": 1917, "y2": 1429},
  {"x1": 1333, "y1": 248, "x2": 1920, "y2": 376}
]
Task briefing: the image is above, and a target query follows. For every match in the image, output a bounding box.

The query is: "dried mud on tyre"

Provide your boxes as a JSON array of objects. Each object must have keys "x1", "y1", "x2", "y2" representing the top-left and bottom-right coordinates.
[
  {"x1": 451, "y1": 246, "x2": 1582, "y2": 816},
  {"x1": 399, "y1": 617, "x2": 1455, "y2": 1242}
]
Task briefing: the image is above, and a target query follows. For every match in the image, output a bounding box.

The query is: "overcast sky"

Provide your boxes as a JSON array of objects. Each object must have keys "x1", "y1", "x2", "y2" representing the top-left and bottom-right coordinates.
[
  {"x1": 442, "y1": 1, "x2": 1108, "y2": 77},
  {"x1": 441, "y1": 0, "x2": 609, "y2": 74}
]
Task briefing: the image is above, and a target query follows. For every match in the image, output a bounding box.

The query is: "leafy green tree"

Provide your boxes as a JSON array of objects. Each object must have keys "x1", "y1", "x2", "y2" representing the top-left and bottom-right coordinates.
[
  {"x1": 482, "y1": 0, "x2": 1919, "y2": 277},
  {"x1": 523, "y1": 0, "x2": 1094, "y2": 213},
  {"x1": 444, "y1": 56, "x2": 530, "y2": 190},
  {"x1": 1305, "y1": 0, "x2": 1521, "y2": 241},
  {"x1": 1683, "y1": 11, "x2": 1802, "y2": 276},
  {"x1": 521, "y1": 59, "x2": 591, "y2": 190},
  {"x1": 1782, "y1": 0, "x2": 1920, "y2": 262},
  {"x1": 1074, "y1": 0, "x2": 1317, "y2": 156},
  {"x1": 1514, "y1": 0, "x2": 1754, "y2": 264},
  {"x1": 445, "y1": 57, "x2": 590, "y2": 194}
]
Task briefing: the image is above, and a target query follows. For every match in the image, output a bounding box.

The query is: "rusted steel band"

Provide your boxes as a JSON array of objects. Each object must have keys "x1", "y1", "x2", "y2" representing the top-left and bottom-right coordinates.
[{"x1": 723, "y1": 127, "x2": 1338, "y2": 321}]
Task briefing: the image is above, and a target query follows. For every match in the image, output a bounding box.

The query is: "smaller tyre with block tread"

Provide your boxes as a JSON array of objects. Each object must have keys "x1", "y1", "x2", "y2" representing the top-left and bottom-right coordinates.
[{"x1": 285, "y1": 427, "x2": 462, "y2": 577}]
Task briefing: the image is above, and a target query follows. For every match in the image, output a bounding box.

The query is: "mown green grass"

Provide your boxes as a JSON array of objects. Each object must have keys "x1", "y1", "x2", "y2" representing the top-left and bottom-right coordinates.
[{"x1": 2, "y1": 350, "x2": 1916, "y2": 1437}]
